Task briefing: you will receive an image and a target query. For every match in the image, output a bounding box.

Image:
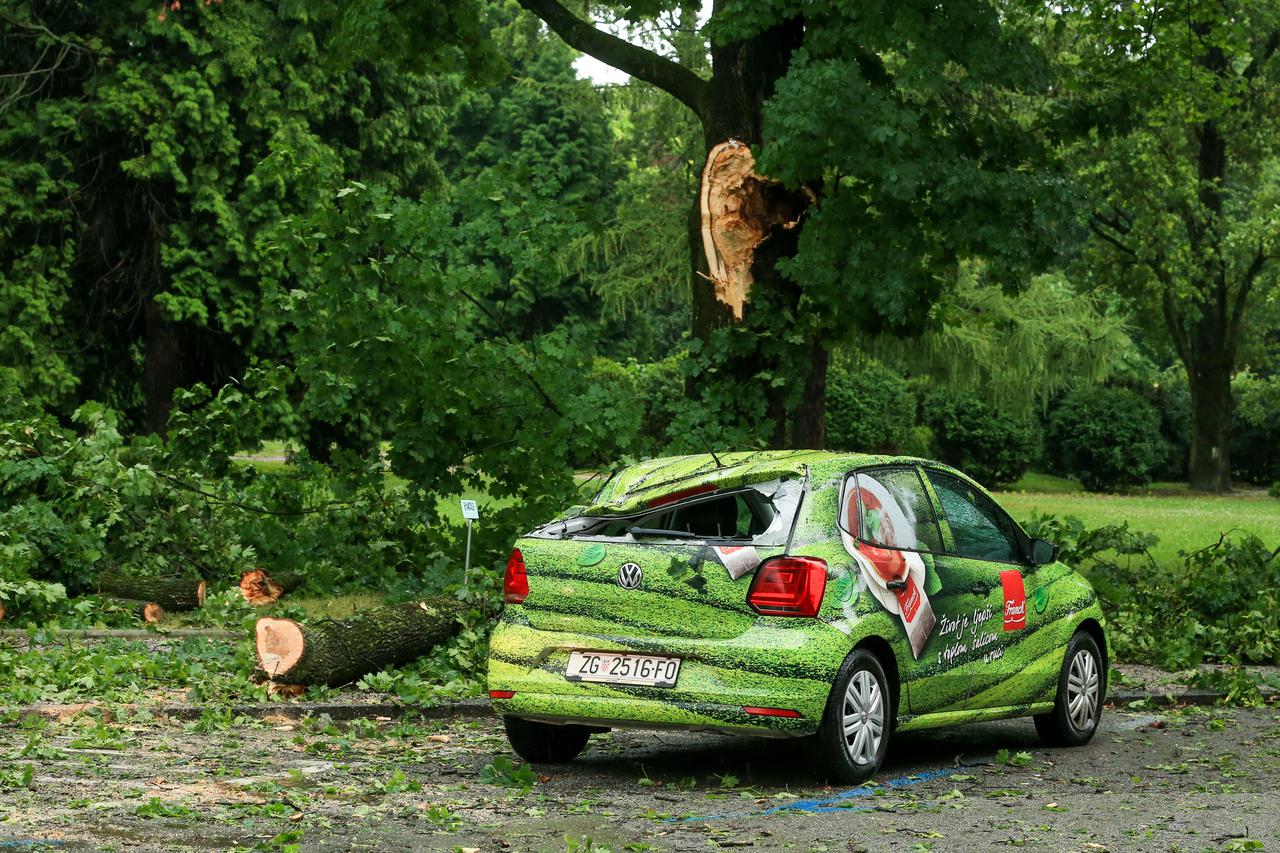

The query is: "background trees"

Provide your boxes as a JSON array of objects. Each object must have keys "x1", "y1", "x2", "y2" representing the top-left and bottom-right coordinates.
[{"x1": 1066, "y1": 0, "x2": 1280, "y2": 491}]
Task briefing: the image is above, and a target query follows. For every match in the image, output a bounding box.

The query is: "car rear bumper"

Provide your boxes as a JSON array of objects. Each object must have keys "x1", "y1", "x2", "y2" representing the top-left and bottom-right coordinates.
[
  {"x1": 487, "y1": 615, "x2": 854, "y2": 737},
  {"x1": 494, "y1": 693, "x2": 807, "y2": 738}
]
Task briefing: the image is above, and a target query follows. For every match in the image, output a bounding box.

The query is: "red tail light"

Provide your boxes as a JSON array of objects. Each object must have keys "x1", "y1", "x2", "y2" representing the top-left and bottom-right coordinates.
[
  {"x1": 504, "y1": 548, "x2": 528, "y2": 604},
  {"x1": 743, "y1": 706, "x2": 803, "y2": 718},
  {"x1": 747, "y1": 556, "x2": 827, "y2": 617},
  {"x1": 489, "y1": 690, "x2": 515, "y2": 699}
]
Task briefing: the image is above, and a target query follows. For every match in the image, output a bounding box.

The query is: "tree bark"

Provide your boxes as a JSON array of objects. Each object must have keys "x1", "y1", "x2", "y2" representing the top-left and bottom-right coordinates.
[
  {"x1": 1186, "y1": 356, "x2": 1233, "y2": 492},
  {"x1": 254, "y1": 598, "x2": 465, "y2": 687},
  {"x1": 790, "y1": 341, "x2": 829, "y2": 449},
  {"x1": 97, "y1": 570, "x2": 206, "y2": 612},
  {"x1": 143, "y1": 297, "x2": 182, "y2": 437}
]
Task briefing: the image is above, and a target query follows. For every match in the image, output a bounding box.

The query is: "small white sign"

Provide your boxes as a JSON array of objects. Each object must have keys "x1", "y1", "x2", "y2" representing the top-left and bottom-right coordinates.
[{"x1": 460, "y1": 499, "x2": 479, "y2": 520}]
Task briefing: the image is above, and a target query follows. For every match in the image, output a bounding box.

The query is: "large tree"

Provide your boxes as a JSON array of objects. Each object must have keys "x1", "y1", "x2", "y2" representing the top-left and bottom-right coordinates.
[
  {"x1": 503, "y1": 0, "x2": 1064, "y2": 447},
  {"x1": 1069, "y1": 0, "x2": 1280, "y2": 491},
  {"x1": 0, "y1": 0, "x2": 453, "y2": 433}
]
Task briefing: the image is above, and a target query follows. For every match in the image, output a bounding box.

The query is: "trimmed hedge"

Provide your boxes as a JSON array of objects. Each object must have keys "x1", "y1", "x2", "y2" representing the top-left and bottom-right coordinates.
[
  {"x1": 1045, "y1": 385, "x2": 1165, "y2": 492},
  {"x1": 825, "y1": 359, "x2": 917, "y2": 453},
  {"x1": 918, "y1": 389, "x2": 1041, "y2": 486}
]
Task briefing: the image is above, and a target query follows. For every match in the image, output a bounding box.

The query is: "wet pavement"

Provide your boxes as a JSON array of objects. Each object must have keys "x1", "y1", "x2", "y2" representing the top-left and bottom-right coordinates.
[{"x1": 3, "y1": 705, "x2": 1277, "y2": 852}]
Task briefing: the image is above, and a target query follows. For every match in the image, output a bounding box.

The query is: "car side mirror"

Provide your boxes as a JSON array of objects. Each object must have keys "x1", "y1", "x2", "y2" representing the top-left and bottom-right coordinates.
[{"x1": 1029, "y1": 538, "x2": 1058, "y2": 566}]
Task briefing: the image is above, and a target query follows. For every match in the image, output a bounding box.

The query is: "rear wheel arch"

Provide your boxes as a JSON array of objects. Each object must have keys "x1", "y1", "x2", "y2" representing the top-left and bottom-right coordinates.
[{"x1": 1076, "y1": 618, "x2": 1109, "y2": 674}]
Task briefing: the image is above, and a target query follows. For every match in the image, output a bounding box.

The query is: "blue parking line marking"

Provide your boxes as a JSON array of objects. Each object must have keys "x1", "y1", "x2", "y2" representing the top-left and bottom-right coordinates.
[{"x1": 670, "y1": 766, "x2": 956, "y2": 822}]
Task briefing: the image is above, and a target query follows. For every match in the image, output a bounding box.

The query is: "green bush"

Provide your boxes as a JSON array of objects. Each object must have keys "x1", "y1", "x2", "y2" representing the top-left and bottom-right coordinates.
[
  {"x1": 1023, "y1": 513, "x2": 1280, "y2": 678},
  {"x1": 825, "y1": 358, "x2": 916, "y2": 453},
  {"x1": 917, "y1": 388, "x2": 1041, "y2": 486},
  {"x1": 0, "y1": 402, "x2": 464, "y2": 626},
  {"x1": 1231, "y1": 371, "x2": 1280, "y2": 485},
  {"x1": 1045, "y1": 385, "x2": 1166, "y2": 491}
]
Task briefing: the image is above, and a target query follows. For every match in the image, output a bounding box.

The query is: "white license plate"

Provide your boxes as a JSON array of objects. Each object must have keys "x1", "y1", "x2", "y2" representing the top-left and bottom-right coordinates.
[{"x1": 565, "y1": 651, "x2": 681, "y2": 688}]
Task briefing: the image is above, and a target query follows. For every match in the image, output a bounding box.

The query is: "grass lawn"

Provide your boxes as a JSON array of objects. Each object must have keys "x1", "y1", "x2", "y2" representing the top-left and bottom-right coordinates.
[{"x1": 995, "y1": 489, "x2": 1280, "y2": 566}]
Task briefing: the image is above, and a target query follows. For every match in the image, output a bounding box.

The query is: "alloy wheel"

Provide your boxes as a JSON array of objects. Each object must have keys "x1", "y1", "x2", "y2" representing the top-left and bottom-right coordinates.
[
  {"x1": 841, "y1": 670, "x2": 884, "y2": 766},
  {"x1": 1066, "y1": 648, "x2": 1100, "y2": 732}
]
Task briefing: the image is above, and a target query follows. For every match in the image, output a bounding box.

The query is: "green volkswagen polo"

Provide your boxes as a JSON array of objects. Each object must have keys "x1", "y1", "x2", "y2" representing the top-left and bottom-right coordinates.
[{"x1": 487, "y1": 452, "x2": 1107, "y2": 782}]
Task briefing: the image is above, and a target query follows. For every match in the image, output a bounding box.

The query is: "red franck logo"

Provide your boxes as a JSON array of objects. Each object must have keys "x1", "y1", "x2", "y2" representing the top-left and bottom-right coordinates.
[{"x1": 1000, "y1": 570, "x2": 1026, "y2": 631}]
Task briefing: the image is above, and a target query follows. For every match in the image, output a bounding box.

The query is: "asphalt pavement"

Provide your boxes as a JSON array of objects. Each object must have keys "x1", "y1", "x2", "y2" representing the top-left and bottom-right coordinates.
[{"x1": 3, "y1": 705, "x2": 1276, "y2": 852}]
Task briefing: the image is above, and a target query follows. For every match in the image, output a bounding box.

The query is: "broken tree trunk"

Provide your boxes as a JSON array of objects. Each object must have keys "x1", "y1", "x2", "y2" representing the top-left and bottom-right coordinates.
[
  {"x1": 239, "y1": 569, "x2": 303, "y2": 606},
  {"x1": 96, "y1": 570, "x2": 206, "y2": 612},
  {"x1": 255, "y1": 597, "x2": 465, "y2": 688}
]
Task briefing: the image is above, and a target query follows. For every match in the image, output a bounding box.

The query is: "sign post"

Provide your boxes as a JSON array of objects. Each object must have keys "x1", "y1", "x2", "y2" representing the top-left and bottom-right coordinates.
[{"x1": 460, "y1": 500, "x2": 479, "y2": 574}]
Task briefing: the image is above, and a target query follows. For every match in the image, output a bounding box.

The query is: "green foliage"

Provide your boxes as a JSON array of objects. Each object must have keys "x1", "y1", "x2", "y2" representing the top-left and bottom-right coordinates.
[
  {"x1": 1095, "y1": 533, "x2": 1280, "y2": 671},
  {"x1": 1064, "y1": 1, "x2": 1280, "y2": 488},
  {"x1": 757, "y1": 2, "x2": 1066, "y2": 337},
  {"x1": 0, "y1": 635, "x2": 261, "y2": 706},
  {"x1": 0, "y1": 398, "x2": 467, "y2": 622},
  {"x1": 1020, "y1": 512, "x2": 1157, "y2": 569},
  {"x1": 1029, "y1": 513, "x2": 1280, "y2": 672},
  {"x1": 479, "y1": 754, "x2": 536, "y2": 792},
  {"x1": 1230, "y1": 371, "x2": 1280, "y2": 485},
  {"x1": 865, "y1": 271, "x2": 1136, "y2": 417},
  {"x1": 918, "y1": 388, "x2": 1041, "y2": 486},
  {"x1": 0, "y1": 0, "x2": 450, "y2": 429},
  {"x1": 1045, "y1": 386, "x2": 1166, "y2": 492},
  {"x1": 825, "y1": 357, "x2": 916, "y2": 454}
]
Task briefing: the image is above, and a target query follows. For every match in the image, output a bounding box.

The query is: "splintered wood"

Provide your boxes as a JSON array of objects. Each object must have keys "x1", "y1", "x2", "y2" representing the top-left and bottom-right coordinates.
[
  {"x1": 699, "y1": 139, "x2": 802, "y2": 320},
  {"x1": 239, "y1": 569, "x2": 301, "y2": 607}
]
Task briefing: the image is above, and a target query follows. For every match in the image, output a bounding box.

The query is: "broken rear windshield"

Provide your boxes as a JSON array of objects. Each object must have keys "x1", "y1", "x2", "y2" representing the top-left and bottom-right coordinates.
[{"x1": 530, "y1": 479, "x2": 803, "y2": 546}]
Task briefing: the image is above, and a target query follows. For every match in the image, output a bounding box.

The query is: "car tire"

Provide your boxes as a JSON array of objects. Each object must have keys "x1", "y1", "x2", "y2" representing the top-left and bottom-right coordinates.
[
  {"x1": 502, "y1": 716, "x2": 591, "y2": 764},
  {"x1": 1035, "y1": 631, "x2": 1105, "y2": 747},
  {"x1": 812, "y1": 648, "x2": 893, "y2": 784}
]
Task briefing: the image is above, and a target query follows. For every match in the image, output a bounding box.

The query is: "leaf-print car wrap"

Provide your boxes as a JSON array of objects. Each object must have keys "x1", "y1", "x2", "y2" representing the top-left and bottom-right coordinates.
[{"x1": 488, "y1": 452, "x2": 1106, "y2": 737}]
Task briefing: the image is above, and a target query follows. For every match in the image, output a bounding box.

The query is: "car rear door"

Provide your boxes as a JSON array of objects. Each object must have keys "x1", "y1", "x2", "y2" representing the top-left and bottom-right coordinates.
[
  {"x1": 922, "y1": 468, "x2": 1039, "y2": 710},
  {"x1": 839, "y1": 466, "x2": 981, "y2": 717}
]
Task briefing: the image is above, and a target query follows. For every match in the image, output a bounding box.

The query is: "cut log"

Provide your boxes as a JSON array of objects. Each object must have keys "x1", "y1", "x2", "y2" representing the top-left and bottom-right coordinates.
[
  {"x1": 96, "y1": 570, "x2": 206, "y2": 612},
  {"x1": 255, "y1": 597, "x2": 465, "y2": 687},
  {"x1": 90, "y1": 595, "x2": 169, "y2": 623},
  {"x1": 239, "y1": 569, "x2": 303, "y2": 606}
]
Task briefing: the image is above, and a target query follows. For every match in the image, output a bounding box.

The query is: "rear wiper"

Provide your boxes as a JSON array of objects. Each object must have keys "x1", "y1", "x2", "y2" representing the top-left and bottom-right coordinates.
[{"x1": 628, "y1": 527, "x2": 702, "y2": 540}]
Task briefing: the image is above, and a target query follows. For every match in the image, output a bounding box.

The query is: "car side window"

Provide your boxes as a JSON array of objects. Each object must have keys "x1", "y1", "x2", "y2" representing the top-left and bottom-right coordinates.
[
  {"x1": 844, "y1": 467, "x2": 943, "y2": 553},
  {"x1": 927, "y1": 471, "x2": 1023, "y2": 563}
]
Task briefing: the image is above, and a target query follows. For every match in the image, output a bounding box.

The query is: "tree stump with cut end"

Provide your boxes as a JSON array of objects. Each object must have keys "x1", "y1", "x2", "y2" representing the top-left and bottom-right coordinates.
[
  {"x1": 96, "y1": 570, "x2": 206, "y2": 612},
  {"x1": 239, "y1": 569, "x2": 303, "y2": 606},
  {"x1": 254, "y1": 597, "x2": 466, "y2": 688}
]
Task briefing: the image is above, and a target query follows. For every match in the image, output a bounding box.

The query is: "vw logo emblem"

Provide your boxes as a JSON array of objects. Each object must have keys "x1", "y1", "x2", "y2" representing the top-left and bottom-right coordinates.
[{"x1": 616, "y1": 562, "x2": 643, "y2": 590}]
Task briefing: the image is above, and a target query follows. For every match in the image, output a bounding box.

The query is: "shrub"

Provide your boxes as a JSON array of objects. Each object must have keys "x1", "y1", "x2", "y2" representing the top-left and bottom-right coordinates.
[
  {"x1": 1045, "y1": 385, "x2": 1166, "y2": 491},
  {"x1": 825, "y1": 358, "x2": 916, "y2": 453},
  {"x1": 1023, "y1": 513, "x2": 1280, "y2": 676},
  {"x1": 0, "y1": 402, "x2": 464, "y2": 625},
  {"x1": 1231, "y1": 371, "x2": 1280, "y2": 485},
  {"x1": 917, "y1": 388, "x2": 1041, "y2": 486}
]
